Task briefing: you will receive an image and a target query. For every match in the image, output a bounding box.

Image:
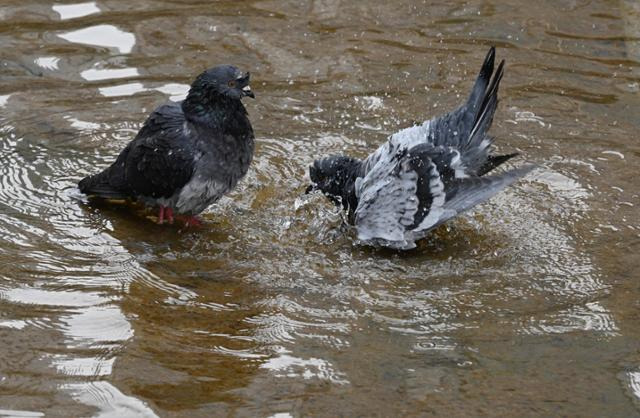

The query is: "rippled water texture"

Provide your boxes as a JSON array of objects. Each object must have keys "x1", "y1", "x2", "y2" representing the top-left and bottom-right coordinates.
[{"x1": 1, "y1": 0, "x2": 639, "y2": 416}]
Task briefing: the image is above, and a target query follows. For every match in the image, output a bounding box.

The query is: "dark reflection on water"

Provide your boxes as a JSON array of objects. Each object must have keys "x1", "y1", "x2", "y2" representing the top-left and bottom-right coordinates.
[{"x1": 1, "y1": 0, "x2": 640, "y2": 416}]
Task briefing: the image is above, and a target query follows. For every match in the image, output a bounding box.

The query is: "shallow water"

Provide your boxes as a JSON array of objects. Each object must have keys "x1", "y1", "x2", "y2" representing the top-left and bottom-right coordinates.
[{"x1": 1, "y1": 0, "x2": 639, "y2": 416}]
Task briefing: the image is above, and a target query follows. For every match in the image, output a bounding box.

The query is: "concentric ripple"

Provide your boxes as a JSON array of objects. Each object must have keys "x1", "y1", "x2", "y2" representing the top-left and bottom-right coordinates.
[{"x1": 1, "y1": 0, "x2": 640, "y2": 415}]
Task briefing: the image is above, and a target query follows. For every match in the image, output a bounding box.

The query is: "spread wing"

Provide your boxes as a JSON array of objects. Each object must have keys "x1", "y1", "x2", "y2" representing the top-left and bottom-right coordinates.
[
  {"x1": 123, "y1": 102, "x2": 199, "y2": 199},
  {"x1": 420, "y1": 164, "x2": 535, "y2": 233},
  {"x1": 354, "y1": 142, "x2": 534, "y2": 247},
  {"x1": 354, "y1": 147, "x2": 445, "y2": 243}
]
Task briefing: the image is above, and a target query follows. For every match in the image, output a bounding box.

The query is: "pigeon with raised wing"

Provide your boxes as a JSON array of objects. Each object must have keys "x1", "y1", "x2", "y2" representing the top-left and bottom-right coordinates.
[{"x1": 308, "y1": 47, "x2": 534, "y2": 249}]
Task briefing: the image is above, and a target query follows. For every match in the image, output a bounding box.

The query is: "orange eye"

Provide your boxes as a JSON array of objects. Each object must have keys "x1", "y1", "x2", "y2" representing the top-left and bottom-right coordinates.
[{"x1": 227, "y1": 80, "x2": 236, "y2": 88}]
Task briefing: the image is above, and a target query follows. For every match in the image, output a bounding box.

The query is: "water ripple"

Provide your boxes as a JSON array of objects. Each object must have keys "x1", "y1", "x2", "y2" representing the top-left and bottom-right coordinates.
[{"x1": 1, "y1": 0, "x2": 639, "y2": 414}]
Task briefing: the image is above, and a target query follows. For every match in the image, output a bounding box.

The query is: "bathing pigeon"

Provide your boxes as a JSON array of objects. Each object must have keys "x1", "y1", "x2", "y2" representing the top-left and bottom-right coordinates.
[
  {"x1": 79, "y1": 65, "x2": 255, "y2": 226},
  {"x1": 308, "y1": 47, "x2": 534, "y2": 249}
]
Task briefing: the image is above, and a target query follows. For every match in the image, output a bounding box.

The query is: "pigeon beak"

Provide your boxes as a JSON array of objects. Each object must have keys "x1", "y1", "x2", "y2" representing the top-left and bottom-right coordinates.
[
  {"x1": 242, "y1": 85, "x2": 255, "y2": 98},
  {"x1": 239, "y1": 72, "x2": 255, "y2": 98}
]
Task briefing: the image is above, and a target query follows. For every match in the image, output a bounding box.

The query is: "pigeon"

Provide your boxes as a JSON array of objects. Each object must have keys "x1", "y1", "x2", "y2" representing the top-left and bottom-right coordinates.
[
  {"x1": 79, "y1": 65, "x2": 255, "y2": 226},
  {"x1": 308, "y1": 47, "x2": 535, "y2": 250}
]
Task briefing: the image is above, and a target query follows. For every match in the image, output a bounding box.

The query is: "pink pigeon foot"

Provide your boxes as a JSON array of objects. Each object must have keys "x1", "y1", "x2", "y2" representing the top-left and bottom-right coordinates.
[
  {"x1": 157, "y1": 206, "x2": 166, "y2": 224},
  {"x1": 165, "y1": 207, "x2": 175, "y2": 224},
  {"x1": 183, "y1": 216, "x2": 202, "y2": 227},
  {"x1": 157, "y1": 206, "x2": 175, "y2": 224}
]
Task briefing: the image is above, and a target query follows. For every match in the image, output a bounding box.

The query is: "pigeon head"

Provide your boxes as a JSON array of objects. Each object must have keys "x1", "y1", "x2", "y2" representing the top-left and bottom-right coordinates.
[
  {"x1": 190, "y1": 65, "x2": 255, "y2": 101},
  {"x1": 307, "y1": 155, "x2": 361, "y2": 210}
]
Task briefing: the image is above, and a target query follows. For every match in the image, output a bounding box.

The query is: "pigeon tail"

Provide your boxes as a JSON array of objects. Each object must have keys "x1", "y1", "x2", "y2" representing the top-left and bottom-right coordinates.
[
  {"x1": 403, "y1": 47, "x2": 507, "y2": 176},
  {"x1": 78, "y1": 170, "x2": 128, "y2": 199},
  {"x1": 468, "y1": 58, "x2": 505, "y2": 143},
  {"x1": 454, "y1": 48, "x2": 506, "y2": 173},
  {"x1": 466, "y1": 46, "x2": 496, "y2": 113}
]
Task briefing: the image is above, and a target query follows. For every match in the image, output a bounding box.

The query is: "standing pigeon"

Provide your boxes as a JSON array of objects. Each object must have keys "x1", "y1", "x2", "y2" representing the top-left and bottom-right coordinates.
[
  {"x1": 79, "y1": 65, "x2": 255, "y2": 226},
  {"x1": 308, "y1": 47, "x2": 534, "y2": 250}
]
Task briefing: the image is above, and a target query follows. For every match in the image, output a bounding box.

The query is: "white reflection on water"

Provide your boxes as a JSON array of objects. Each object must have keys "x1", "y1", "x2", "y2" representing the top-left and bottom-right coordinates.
[
  {"x1": 34, "y1": 56, "x2": 59, "y2": 70},
  {"x1": 66, "y1": 116, "x2": 101, "y2": 132},
  {"x1": 64, "y1": 382, "x2": 158, "y2": 418},
  {"x1": 60, "y1": 305, "x2": 133, "y2": 348},
  {"x1": 59, "y1": 25, "x2": 135, "y2": 54},
  {"x1": 0, "y1": 287, "x2": 106, "y2": 307},
  {"x1": 81, "y1": 67, "x2": 139, "y2": 81},
  {"x1": 0, "y1": 409, "x2": 44, "y2": 417},
  {"x1": 529, "y1": 301, "x2": 618, "y2": 336},
  {"x1": 97, "y1": 82, "x2": 190, "y2": 100},
  {"x1": 261, "y1": 352, "x2": 349, "y2": 385},
  {"x1": 53, "y1": 2, "x2": 100, "y2": 20},
  {"x1": 246, "y1": 311, "x2": 350, "y2": 347},
  {"x1": 53, "y1": 356, "x2": 115, "y2": 377},
  {"x1": 154, "y1": 83, "x2": 190, "y2": 101},
  {"x1": 99, "y1": 82, "x2": 146, "y2": 97},
  {"x1": 0, "y1": 319, "x2": 28, "y2": 329}
]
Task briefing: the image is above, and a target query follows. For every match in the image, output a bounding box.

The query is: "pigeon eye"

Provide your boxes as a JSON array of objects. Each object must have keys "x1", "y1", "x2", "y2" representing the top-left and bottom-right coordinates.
[{"x1": 227, "y1": 80, "x2": 236, "y2": 88}]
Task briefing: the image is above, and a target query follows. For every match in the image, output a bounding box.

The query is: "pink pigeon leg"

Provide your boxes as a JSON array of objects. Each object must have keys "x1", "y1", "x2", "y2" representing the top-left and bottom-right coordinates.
[
  {"x1": 166, "y1": 207, "x2": 174, "y2": 224},
  {"x1": 157, "y1": 206, "x2": 166, "y2": 224}
]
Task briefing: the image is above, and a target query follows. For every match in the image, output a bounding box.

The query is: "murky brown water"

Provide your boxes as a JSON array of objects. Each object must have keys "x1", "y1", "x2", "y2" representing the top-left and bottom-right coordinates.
[{"x1": 1, "y1": 0, "x2": 639, "y2": 416}]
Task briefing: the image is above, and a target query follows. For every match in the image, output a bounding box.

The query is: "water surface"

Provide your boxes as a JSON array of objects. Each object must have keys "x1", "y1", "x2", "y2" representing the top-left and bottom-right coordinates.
[{"x1": 1, "y1": 0, "x2": 639, "y2": 416}]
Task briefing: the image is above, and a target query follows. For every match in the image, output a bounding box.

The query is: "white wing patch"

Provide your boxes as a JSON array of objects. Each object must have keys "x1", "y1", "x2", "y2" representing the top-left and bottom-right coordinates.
[
  {"x1": 449, "y1": 149, "x2": 469, "y2": 179},
  {"x1": 415, "y1": 162, "x2": 447, "y2": 232},
  {"x1": 362, "y1": 120, "x2": 432, "y2": 174}
]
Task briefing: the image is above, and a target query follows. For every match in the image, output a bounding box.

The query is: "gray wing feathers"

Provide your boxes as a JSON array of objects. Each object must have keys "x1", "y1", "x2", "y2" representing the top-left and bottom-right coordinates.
[
  {"x1": 354, "y1": 154, "x2": 423, "y2": 242},
  {"x1": 418, "y1": 164, "x2": 536, "y2": 232}
]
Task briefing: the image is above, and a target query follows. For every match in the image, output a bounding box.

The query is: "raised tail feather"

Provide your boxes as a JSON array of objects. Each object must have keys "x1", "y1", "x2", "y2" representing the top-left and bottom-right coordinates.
[
  {"x1": 468, "y1": 59, "x2": 504, "y2": 143},
  {"x1": 466, "y1": 47, "x2": 505, "y2": 135},
  {"x1": 467, "y1": 46, "x2": 496, "y2": 113},
  {"x1": 454, "y1": 47, "x2": 507, "y2": 174}
]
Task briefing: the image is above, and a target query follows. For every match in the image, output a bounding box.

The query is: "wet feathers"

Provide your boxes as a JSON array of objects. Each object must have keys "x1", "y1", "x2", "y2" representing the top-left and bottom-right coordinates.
[
  {"x1": 309, "y1": 47, "x2": 535, "y2": 249},
  {"x1": 78, "y1": 65, "x2": 255, "y2": 217}
]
